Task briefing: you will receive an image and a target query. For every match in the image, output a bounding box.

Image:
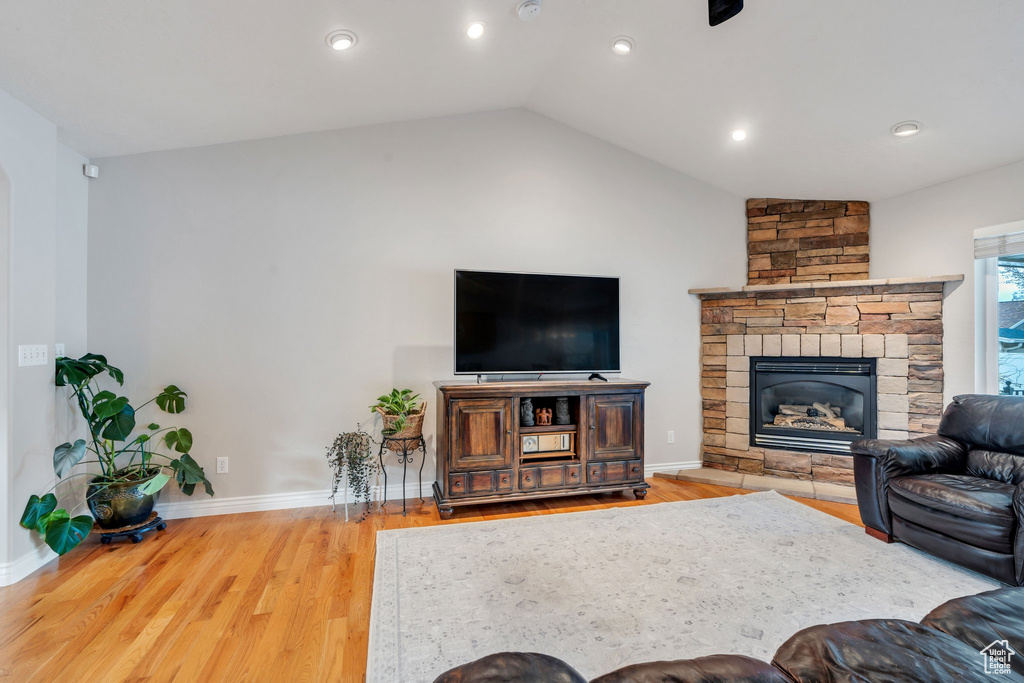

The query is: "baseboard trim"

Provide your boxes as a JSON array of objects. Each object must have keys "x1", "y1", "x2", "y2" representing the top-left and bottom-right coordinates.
[
  {"x1": 645, "y1": 460, "x2": 700, "y2": 478},
  {"x1": 159, "y1": 480, "x2": 433, "y2": 520},
  {"x1": 0, "y1": 544, "x2": 57, "y2": 587},
  {"x1": 160, "y1": 463, "x2": 696, "y2": 520}
]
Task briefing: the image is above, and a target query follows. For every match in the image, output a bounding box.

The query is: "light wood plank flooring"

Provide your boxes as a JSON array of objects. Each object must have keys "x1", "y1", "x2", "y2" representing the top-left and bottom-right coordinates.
[{"x1": 0, "y1": 477, "x2": 861, "y2": 681}]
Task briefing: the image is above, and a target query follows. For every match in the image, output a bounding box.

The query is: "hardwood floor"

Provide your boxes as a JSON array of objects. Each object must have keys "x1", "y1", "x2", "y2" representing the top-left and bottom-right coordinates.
[{"x1": 0, "y1": 477, "x2": 861, "y2": 682}]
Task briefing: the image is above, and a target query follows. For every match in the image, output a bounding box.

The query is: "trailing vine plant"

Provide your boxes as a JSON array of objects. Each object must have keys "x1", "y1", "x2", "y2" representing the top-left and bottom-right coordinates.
[{"x1": 326, "y1": 425, "x2": 377, "y2": 521}]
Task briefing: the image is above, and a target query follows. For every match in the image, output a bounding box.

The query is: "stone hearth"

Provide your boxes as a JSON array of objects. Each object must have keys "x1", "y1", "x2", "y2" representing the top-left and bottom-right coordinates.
[{"x1": 690, "y1": 275, "x2": 963, "y2": 484}]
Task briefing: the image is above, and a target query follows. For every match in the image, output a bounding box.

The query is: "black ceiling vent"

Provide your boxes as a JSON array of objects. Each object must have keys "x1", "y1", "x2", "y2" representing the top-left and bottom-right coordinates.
[{"x1": 709, "y1": 0, "x2": 743, "y2": 26}]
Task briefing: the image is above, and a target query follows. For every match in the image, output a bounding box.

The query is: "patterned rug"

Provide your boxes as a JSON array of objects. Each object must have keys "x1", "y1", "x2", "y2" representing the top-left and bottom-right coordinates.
[{"x1": 367, "y1": 491, "x2": 996, "y2": 682}]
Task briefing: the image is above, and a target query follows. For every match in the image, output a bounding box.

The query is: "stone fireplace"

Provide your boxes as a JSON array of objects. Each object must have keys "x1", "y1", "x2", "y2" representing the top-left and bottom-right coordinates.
[{"x1": 689, "y1": 198, "x2": 963, "y2": 485}]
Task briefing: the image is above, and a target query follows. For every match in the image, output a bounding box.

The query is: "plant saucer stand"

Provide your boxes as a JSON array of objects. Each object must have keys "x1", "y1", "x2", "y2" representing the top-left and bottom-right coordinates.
[
  {"x1": 377, "y1": 435, "x2": 427, "y2": 517},
  {"x1": 332, "y1": 467, "x2": 354, "y2": 522},
  {"x1": 94, "y1": 511, "x2": 167, "y2": 544}
]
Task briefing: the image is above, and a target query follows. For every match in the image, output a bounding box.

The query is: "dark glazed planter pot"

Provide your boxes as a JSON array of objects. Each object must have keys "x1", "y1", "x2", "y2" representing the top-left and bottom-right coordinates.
[{"x1": 87, "y1": 470, "x2": 160, "y2": 529}]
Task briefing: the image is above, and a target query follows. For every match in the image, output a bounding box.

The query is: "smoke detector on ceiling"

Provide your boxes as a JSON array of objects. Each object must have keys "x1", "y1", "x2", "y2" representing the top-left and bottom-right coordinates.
[{"x1": 517, "y1": 1, "x2": 542, "y2": 21}]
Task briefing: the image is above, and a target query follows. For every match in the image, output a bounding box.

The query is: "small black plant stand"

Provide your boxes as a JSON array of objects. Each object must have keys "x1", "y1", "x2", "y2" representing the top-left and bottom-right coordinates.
[
  {"x1": 377, "y1": 435, "x2": 427, "y2": 517},
  {"x1": 95, "y1": 511, "x2": 167, "y2": 544}
]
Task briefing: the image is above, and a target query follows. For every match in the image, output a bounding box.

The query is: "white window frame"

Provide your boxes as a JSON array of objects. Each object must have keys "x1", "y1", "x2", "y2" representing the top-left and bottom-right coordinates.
[{"x1": 975, "y1": 220, "x2": 1024, "y2": 394}]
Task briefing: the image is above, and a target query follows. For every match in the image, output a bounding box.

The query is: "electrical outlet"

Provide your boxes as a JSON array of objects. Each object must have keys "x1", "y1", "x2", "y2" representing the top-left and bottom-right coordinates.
[
  {"x1": 18, "y1": 345, "x2": 48, "y2": 367},
  {"x1": 667, "y1": 430, "x2": 675, "y2": 444},
  {"x1": 55, "y1": 343, "x2": 65, "y2": 358},
  {"x1": 216, "y1": 457, "x2": 229, "y2": 474}
]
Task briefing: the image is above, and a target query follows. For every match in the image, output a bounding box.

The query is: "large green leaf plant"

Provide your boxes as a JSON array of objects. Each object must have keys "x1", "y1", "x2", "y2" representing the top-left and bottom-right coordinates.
[
  {"x1": 20, "y1": 353, "x2": 214, "y2": 555},
  {"x1": 370, "y1": 388, "x2": 421, "y2": 434}
]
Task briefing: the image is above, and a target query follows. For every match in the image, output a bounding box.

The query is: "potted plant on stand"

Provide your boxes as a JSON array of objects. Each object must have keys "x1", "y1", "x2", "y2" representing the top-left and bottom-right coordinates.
[
  {"x1": 371, "y1": 388, "x2": 426, "y2": 451},
  {"x1": 370, "y1": 388, "x2": 428, "y2": 515},
  {"x1": 19, "y1": 353, "x2": 214, "y2": 555}
]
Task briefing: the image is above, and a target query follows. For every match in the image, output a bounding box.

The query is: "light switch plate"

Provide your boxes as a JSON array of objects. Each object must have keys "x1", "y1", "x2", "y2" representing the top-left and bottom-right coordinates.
[
  {"x1": 55, "y1": 343, "x2": 65, "y2": 358},
  {"x1": 18, "y1": 345, "x2": 48, "y2": 367}
]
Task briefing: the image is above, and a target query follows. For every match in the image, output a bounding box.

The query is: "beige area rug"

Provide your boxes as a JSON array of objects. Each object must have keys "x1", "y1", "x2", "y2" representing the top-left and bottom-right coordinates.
[{"x1": 367, "y1": 490, "x2": 996, "y2": 682}]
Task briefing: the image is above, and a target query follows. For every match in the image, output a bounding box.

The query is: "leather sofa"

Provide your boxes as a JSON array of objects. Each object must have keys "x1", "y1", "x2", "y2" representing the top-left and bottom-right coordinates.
[
  {"x1": 850, "y1": 393, "x2": 1024, "y2": 586},
  {"x1": 433, "y1": 586, "x2": 1024, "y2": 682}
]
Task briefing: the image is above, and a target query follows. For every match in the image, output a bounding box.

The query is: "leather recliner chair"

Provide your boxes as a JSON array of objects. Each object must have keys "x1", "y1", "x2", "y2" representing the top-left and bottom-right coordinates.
[{"x1": 851, "y1": 393, "x2": 1024, "y2": 586}]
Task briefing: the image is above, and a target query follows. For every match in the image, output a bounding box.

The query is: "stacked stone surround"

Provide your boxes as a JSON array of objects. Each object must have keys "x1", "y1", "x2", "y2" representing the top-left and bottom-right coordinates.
[
  {"x1": 747, "y1": 198, "x2": 870, "y2": 285},
  {"x1": 693, "y1": 277, "x2": 957, "y2": 484}
]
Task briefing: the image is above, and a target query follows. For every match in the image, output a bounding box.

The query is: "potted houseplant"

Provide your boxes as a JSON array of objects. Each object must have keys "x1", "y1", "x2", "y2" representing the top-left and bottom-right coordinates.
[
  {"x1": 19, "y1": 353, "x2": 214, "y2": 555},
  {"x1": 371, "y1": 388, "x2": 426, "y2": 451}
]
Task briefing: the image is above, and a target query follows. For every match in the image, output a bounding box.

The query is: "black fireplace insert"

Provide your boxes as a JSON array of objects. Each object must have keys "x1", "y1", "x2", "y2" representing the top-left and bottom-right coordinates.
[{"x1": 749, "y1": 357, "x2": 877, "y2": 454}]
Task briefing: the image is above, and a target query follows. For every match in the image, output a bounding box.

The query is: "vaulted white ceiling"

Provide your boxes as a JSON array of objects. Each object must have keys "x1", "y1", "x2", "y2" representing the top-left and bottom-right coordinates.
[{"x1": 2, "y1": 0, "x2": 1022, "y2": 200}]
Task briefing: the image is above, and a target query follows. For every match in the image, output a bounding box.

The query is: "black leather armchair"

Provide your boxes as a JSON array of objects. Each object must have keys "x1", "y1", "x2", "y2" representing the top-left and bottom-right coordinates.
[{"x1": 852, "y1": 394, "x2": 1024, "y2": 586}]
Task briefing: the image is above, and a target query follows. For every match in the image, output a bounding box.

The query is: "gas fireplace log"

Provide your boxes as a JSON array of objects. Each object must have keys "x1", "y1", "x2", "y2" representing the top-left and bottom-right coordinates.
[
  {"x1": 779, "y1": 403, "x2": 842, "y2": 417},
  {"x1": 771, "y1": 414, "x2": 849, "y2": 431},
  {"x1": 779, "y1": 404, "x2": 813, "y2": 416},
  {"x1": 812, "y1": 402, "x2": 837, "y2": 419}
]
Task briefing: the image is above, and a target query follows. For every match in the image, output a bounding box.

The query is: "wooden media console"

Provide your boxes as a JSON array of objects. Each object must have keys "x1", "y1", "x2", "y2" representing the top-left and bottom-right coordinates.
[{"x1": 432, "y1": 378, "x2": 649, "y2": 518}]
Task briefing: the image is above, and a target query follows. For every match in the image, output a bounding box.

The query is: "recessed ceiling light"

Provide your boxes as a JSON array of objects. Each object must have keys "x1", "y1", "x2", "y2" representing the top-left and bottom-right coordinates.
[
  {"x1": 890, "y1": 121, "x2": 922, "y2": 137},
  {"x1": 467, "y1": 22, "x2": 486, "y2": 40},
  {"x1": 611, "y1": 36, "x2": 635, "y2": 55},
  {"x1": 731, "y1": 129, "x2": 747, "y2": 142},
  {"x1": 326, "y1": 30, "x2": 357, "y2": 51}
]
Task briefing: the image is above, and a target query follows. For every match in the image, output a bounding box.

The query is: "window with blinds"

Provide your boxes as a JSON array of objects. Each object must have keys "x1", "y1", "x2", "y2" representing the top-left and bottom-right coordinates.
[{"x1": 975, "y1": 231, "x2": 1024, "y2": 259}]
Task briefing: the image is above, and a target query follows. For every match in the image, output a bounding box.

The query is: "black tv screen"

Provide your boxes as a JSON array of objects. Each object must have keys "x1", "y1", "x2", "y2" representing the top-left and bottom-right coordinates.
[{"x1": 454, "y1": 270, "x2": 620, "y2": 375}]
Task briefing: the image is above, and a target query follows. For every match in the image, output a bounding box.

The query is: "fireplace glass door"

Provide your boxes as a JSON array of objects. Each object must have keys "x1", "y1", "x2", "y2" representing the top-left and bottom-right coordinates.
[
  {"x1": 751, "y1": 358, "x2": 876, "y2": 454},
  {"x1": 759, "y1": 381, "x2": 865, "y2": 434}
]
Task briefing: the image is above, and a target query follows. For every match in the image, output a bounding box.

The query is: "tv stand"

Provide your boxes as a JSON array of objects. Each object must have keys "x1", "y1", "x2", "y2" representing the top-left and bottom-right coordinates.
[
  {"x1": 588, "y1": 373, "x2": 609, "y2": 381},
  {"x1": 432, "y1": 378, "x2": 649, "y2": 518}
]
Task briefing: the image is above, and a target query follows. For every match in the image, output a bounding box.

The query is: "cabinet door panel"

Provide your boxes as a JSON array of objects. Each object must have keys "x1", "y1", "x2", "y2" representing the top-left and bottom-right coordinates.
[
  {"x1": 587, "y1": 394, "x2": 641, "y2": 461},
  {"x1": 450, "y1": 398, "x2": 513, "y2": 471}
]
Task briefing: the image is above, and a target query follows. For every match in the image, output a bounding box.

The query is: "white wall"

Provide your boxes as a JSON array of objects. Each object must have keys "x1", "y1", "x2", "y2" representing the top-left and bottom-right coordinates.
[
  {"x1": 87, "y1": 109, "x2": 744, "y2": 507},
  {"x1": 1, "y1": 86, "x2": 57, "y2": 571},
  {"x1": 0, "y1": 86, "x2": 89, "y2": 582},
  {"x1": 871, "y1": 159, "x2": 1024, "y2": 402},
  {"x1": 0, "y1": 133, "x2": 9, "y2": 572},
  {"x1": 54, "y1": 142, "x2": 90, "y2": 491},
  {"x1": 56, "y1": 143, "x2": 89, "y2": 358}
]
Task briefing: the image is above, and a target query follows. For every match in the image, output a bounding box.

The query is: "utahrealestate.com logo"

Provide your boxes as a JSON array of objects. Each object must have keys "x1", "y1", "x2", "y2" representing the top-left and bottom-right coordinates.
[{"x1": 980, "y1": 640, "x2": 1017, "y2": 675}]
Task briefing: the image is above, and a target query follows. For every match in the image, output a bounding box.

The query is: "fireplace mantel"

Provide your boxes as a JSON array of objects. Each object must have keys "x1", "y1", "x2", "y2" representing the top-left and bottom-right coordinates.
[{"x1": 689, "y1": 274, "x2": 964, "y2": 297}]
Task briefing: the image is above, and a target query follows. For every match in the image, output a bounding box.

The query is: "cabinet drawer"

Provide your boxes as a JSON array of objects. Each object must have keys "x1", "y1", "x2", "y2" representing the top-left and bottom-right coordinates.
[
  {"x1": 587, "y1": 460, "x2": 642, "y2": 484},
  {"x1": 449, "y1": 469, "x2": 514, "y2": 497},
  {"x1": 605, "y1": 459, "x2": 643, "y2": 483},
  {"x1": 520, "y1": 467, "x2": 539, "y2": 490},
  {"x1": 449, "y1": 472, "x2": 469, "y2": 496},
  {"x1": 521, "y1": 463, "x2": 583, "y2": 490}
]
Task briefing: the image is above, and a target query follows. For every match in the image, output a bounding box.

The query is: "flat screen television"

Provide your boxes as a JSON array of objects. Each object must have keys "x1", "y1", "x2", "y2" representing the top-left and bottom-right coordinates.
[{"x1": 454, "y1": 270, "x2": 620, "y2": 375}]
